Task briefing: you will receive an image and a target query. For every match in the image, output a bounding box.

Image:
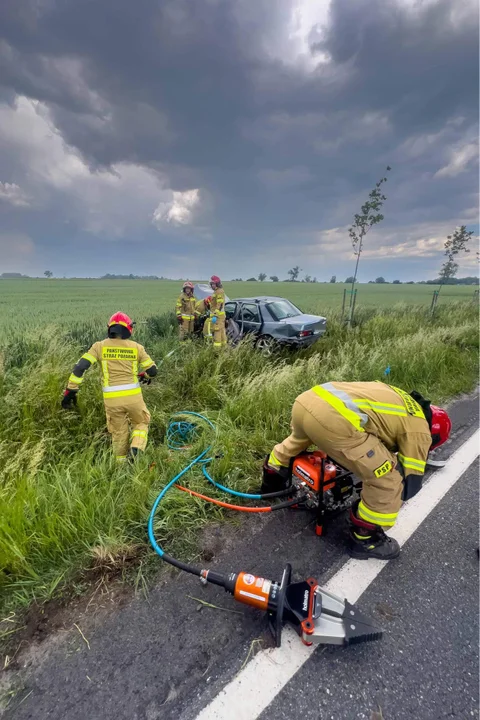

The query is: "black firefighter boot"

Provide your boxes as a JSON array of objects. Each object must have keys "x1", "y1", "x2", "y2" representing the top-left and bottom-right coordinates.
[
  {"x1": 348, "y1": 501, "x2": 400, "y2": 560},
  {"x1": 259, "y1": 455, "x2": 291, "y2": 494},
  {"x1": 128, "y1": 447, "x2": 141, "y2": 463}
]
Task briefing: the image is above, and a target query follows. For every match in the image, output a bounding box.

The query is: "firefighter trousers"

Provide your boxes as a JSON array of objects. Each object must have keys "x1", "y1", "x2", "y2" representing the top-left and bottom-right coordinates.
[
  {"x1": 212, "y1": 316, "x2": 227, "y2": 348},
  {"x1": 203, "y1": 317, "x2": 213, "y2": 341},
  {"x1": 271, "y1": 389, "x2": 403, "y2": 527},
  {"x1": 179, "y1": 318, "x2": 194, "y2": 340},
  {"x1": 105, "y1": 396, "x2": 151, "y2": 462}
]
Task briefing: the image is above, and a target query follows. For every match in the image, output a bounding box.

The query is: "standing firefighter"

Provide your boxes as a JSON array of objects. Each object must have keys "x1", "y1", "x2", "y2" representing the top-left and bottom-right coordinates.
[
  {"x1": 176, "y1": 281, "x2": 196, "y2": 340},
  {"x1": 209, "y1": 275, "x2": 227, "y2": 348},
  {"x1": 61, "y1": 312, "x2": 157, "y2": 463},
  {"x1": 262, "y1": 381, "x2": 451, "y2": 560}
]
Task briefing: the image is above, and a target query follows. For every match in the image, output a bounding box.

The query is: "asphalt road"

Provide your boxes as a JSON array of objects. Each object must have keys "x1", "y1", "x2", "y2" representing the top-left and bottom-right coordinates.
[{"x1": 3, "y1": 393, "x2": 478, "y2": 720}]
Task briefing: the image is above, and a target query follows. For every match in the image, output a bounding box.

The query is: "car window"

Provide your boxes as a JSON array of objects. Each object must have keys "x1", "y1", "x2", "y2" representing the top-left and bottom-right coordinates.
[
  {"x1": 240, "y1": 303, "x2": 261, "y2": 323},
  {"x1": 266, "y1": 299, "x2": 301, "y2": 320},
  {"x1": 225, "y1": 302, "x2": 237, "y2": 319}
]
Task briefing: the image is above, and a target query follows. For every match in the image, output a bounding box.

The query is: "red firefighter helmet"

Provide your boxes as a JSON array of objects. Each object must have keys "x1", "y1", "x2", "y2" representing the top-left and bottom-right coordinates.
[
  {"x1": 210, "y1": 275, "x2": 221, "y2": 286},
  {"x1": 108, "y1": 312, "x2": 134, "y2": 335},
  {"x1": 183, "y1": 281, "x2": 194, "y2": 291},
  {"x1": 429, "y1": 405, "x2": 452, "y2": 450}
]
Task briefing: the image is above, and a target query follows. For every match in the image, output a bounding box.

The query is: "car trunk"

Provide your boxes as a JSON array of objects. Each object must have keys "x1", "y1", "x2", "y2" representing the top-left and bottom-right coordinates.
[{"x1": 278, "y1": 313, "x2": 327, "y2": 338}]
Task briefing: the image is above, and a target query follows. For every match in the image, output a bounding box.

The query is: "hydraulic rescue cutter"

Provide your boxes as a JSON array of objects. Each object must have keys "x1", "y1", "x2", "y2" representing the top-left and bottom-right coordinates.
[{"x1": 198, "y1": 562, "x2": 382, "y2": 648}]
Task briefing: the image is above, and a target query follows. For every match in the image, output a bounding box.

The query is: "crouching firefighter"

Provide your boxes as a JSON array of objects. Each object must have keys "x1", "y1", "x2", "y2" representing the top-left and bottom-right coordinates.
[
  {"x1": 262, "y1": 382, "x2": 451, "y2": 560},
  {"x1": 61, "y1": 312, "x2": 158, "y2": 463}
]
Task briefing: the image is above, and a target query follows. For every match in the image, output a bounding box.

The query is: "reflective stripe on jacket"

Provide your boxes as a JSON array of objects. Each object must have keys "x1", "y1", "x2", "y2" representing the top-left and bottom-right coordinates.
[
  {"x1": 311, "y1": 381, "x2": 431, "y2": 476},
  {"x1": 176, "y1": 292, "x2": 197, "y2": 320},
  {"x1": 67, "y1": 338, "x2": 156, "y2": 402}
]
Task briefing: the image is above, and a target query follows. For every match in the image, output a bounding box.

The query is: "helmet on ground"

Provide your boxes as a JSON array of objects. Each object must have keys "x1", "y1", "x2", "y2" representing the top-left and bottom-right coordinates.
[
  {"x1": 429, "y1": 405, "x2": 452, "y2": 450},
  {"x1": 183, "y1": 281, "x2": 194, "y2": 291},
  {"x1": 210, "y1": 275, "x2": 221, "y2": 286},
  {"x1": 108, "y1": 311, "x2": 134, "y2": 337}
]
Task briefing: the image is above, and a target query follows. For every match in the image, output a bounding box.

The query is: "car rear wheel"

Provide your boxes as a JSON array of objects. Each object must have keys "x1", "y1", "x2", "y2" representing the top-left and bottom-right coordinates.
[{"x1": 255, "y1": 335, "x2": 276, "y2": 355}]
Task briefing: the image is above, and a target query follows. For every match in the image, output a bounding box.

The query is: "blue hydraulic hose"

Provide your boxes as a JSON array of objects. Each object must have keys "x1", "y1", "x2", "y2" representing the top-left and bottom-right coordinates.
[
  {"x1": 148, "y1": 446, "x2": 211, "y2": 558},
  {"x1": 148, "y1": 410, "x2": 292, "y2": 561},
  {"x1": 148, "y1": 411, "x2": 215, "y2": 558},
  {"x1": 202, "y1": 465, "x2": 262, "y2": 500}
]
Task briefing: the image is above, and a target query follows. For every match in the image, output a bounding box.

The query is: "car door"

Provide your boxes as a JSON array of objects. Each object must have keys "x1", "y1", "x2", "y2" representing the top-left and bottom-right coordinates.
[{"x1": 238, "y1": 302, "x2": 262, "y2": 336}]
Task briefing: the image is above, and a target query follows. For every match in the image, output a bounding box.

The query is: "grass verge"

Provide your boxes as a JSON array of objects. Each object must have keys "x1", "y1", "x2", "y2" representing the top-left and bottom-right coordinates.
[{"x1": 0, "y1": 301, "x2": 478, "y2": 643}]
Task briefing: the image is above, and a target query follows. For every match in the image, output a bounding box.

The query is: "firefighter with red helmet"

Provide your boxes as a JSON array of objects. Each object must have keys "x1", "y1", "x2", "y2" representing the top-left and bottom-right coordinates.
[
  {"x1": 209, "y1": 275, "x2": 227, "y2": 348},
  {"x1": 61, "y1": 312, "x2": 157, "y2": 463},
  {"x1": 262, "y1": 381, "x2": 451, "y2": 560},
  {"x1": 176, "y1": 281, "x2": 197, "y2": 340}
]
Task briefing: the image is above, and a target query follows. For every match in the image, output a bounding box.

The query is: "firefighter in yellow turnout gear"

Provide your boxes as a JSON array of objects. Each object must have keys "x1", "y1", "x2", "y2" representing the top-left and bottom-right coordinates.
[
  {"x1": 263, "y1": 381, "x2": 451, "y2": 560},
  {"x1": 176, "y1": 281, "x2": 197, "y2": 340},
  {"x1": 209, "y1": 275, "x2": 227, "y2": 348},
  {"x1": 61, "y1": 312, "x2": 157, "y2": 463}
]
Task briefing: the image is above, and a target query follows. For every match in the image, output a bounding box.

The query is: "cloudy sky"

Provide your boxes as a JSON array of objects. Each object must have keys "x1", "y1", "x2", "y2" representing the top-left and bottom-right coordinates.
[{"x1": 0, "y1": 0, "x2": 478, "y2": 281}]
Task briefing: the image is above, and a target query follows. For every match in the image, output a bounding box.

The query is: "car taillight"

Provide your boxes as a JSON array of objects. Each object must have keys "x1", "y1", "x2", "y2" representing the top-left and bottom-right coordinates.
[{"x1": 298, "y1": 330, "x2": 313, "y2": 337}]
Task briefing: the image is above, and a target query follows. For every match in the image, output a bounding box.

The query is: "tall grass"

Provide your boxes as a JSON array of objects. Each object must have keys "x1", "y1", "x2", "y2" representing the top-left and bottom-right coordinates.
[{"x1": 0, "y1": 301, "x2": 478, "y2": 619}]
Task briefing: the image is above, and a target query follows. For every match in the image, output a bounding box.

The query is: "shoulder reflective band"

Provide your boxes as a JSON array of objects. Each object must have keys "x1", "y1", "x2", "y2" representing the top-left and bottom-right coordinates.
[
  {"x1": 102, "y1": 347, "x2": 138, "y2": 360},
  {"x1": 354, "y1": 399, "x2": 408, "y2": 417},
  {"x1": 68, "y1": 373, "x2": 83, "y2": 385},
  {"x1": 389, "y1": 386, "x2": 425, "y2": 418},
  {"x1": 82, "y1": 352, "x2": 97, "y2": 364},
  {"x1": 397, "y1": 453, "x2": 426, "y2": 472},
  {"x1": 312, "y1": 383, "x2": 367, "y2": 432}
]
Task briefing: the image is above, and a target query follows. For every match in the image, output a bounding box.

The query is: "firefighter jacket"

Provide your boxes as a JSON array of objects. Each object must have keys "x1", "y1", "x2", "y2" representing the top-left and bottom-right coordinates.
[
  {"x1": 209, "y1": 287, "x2": 225, "y2": 317},
  {"x1": 67, "y1": 338, "x2": 157, "y2": 406},
  {"x1": 311, "y1": 381, "x2": 431, "y2": 479},
  {"x1": 176, "y1": 292, "x2": 197, "y2": 321}
]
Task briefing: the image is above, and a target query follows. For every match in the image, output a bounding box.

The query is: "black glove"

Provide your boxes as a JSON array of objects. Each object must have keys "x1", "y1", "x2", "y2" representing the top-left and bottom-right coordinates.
[
  {"x1": 61, "y1": 388, "x2": 78, "y2": 409},
  {"x1": 177, "y1": 316, "x2": 183, "y2": 325},
  {"x1": 138, "y1": 372, "x2": 151, "y2": 385},
  {"x1": 260, "y1": 455, "x2": 291, "y2": 494}
]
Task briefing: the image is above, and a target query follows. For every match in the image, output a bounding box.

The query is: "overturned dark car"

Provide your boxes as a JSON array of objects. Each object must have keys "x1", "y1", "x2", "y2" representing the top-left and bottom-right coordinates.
[{"x1": 194, "y1": 284, "x2": 327, "y2": 353}]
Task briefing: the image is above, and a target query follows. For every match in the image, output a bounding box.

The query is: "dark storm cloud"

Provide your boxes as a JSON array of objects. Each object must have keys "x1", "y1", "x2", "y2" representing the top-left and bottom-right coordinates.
[{"x1": 0, "y1": 0, "x2": 478, "y2": 278}]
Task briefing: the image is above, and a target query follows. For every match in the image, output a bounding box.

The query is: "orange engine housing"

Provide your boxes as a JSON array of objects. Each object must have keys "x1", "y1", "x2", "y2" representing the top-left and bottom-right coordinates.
[{"x1": 292, "y1": 451, "x2": 338, "y2": 493}]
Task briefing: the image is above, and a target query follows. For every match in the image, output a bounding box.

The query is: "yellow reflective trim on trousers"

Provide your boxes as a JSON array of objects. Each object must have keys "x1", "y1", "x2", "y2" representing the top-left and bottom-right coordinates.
[
  {"x1": 358, "y1": 501, "x2": 398, "y2": 527},
  {"x1": 312, "y1": 385, "x2": 366, "y2": 432},
  {"x1": 102, "y1": 387, "x2": 142, "y2": 399},
  {"x1": 398, "y1": 453, "x2": 426, "y2": 471},
  {"x1": 82, "y1": 352, "x2": 97, "y2": 364},
  {"x1": 268, "y1": 451, "x2": 288, "y2": 468},
  {"x1": 68, "y1": 373, "x2": 83, "y2": 385},
  {"x1": 132, "y1": 430, "x2": 148, "y2": 439}
]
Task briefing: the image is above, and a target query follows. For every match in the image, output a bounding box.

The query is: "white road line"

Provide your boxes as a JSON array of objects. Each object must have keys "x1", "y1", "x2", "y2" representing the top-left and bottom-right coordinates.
[{"x1": 195, "y1": 430, "x2": 479, "y2": 720}]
